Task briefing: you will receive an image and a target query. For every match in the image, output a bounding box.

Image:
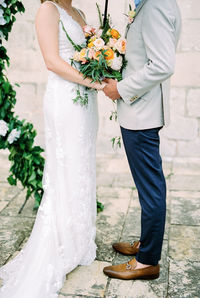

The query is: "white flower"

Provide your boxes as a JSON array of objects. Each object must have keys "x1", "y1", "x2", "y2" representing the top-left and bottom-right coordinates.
[
  {"x1": 110, "y1": 54, "x2": 123, "y2": 71},
  {"x1": 96, "y1": 29, "x2": 103, "y2": 38},
  {"x1": 0, "y1": 8, "x2": 6, "y2": 25},
  {"x1": 93, "y1": 38, "x2": 105, "y2": 51},
  {"x1": 0, "y1": 30, "x2": 4, "y2": 39},
  {"x1": 0, "y1": 120, "x2": 9, "y2": 137},
  {"x1": 0, "y1": 0, "x2": 7, "y2": 8},
  {"x1": 107, "y1": 38, "x2": 117, "y2": 49},
  {"x1": 7, "y1": 129, "x2": 21, "y2": 144}
]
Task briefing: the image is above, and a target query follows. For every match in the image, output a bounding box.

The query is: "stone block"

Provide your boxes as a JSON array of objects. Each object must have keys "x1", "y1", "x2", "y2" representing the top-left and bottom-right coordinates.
[
  {"x1": 0, "y1": 201, "x2": 8, "y2": 213},
  {"x1": 97, "y1": 186, "x2": 132, "y2": 199},
  {"x1": 7, "y1": 21, "x2": 34, "y2": 50},
  {"x1": 170, "y1": 174, "x2": 200, "y2": 191},
  {"x1": 177, "y1": 139, "x2": 200, "y2": 157},
  {"x1": 106, "y1": 156, "x2": 130, "y2": 174},
  {"x1": 172, "y1": 157, "x2": 200, "y2": 175},
  {"x1": 59, "y1": 260, "x2": 110, "y2": 298},
  {"x1": 170, "y1": 192, "x2": 200, "y2": 225},
  {"x1": 96, "y1": 191, "x2": 131, "y2": 262},
  {"x1": 162, "y1": 116, "x2": 198, "y2": 141},
  {"x1": 0, "y1": 184, "x2": 20, "y2": 202},
  {"x1": 172, "y1": 53, "x2": 200, "y2": 87},
  {"x1": 73, "y1": 0, "x2": 127, "y2": 30},
  {"x1": 180, "y1": 20, "x2": 200, "y2": 52},
  {"x1": 160, "y1": 137, "x2": 177, "y2": 157},
  {"x1": 177, "y1": 0, "x2": 200, "y2": 19},
  {"x1": 121, "y1": 198, "x2": 170, "y2": 241},
  {"x1": 0, "y1": 216, "x2": 35, "y2": 266},
  {"x1": 14, "y1": 83, "x2": 37, "y2": 118},
  {"x1": 168, "y1": 260, "x2": 200, "y2": 298},
  {"x1": 17, "y1": 1, "x2": 39, "y2": 22},
  {"x1": 169, "y1": 225, "x2": 200, "y2": 261},
  {"x1": 170, "y1": 87, "x2": 186, "y2": 116},
  {"x1": 187, "y1": 88, "x2": 200, "y2": 117},
  {"x1": 8, "y1": 49, "x2": 45, "y2": 72},
  {"x1": 162, "y1": 160, "x2": 173, "y2": 177},
  {"x1": 1, "y1": 190, "x2": 36, "y2": 218},
  {"x1": 97, "y1": 95, "x2": 121, "y2": 138}
]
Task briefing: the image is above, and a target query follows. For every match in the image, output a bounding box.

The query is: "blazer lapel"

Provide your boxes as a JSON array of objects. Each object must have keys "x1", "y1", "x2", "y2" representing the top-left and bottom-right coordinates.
[
  {"x1": 125, "y1": 0, "x2": 148, "y2": 37},
  {"x1": 134, "y1": 0, "x2": 148, "y2": 19}
]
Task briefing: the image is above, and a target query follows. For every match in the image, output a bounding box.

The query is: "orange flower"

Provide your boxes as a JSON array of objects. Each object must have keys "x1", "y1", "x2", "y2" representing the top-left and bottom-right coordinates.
[
  {"x1": 104, "y1": 49, "x2": 115, "y2": 60},
  {"x1": 88, "y1": 41, "x2": 94, "y2": 48},
  {"x1": 94, "y1": 51, "x2": 101, "y2": 61},
  {"x1": 110, "y1": 29, "x2": 120, "y2": 39}
]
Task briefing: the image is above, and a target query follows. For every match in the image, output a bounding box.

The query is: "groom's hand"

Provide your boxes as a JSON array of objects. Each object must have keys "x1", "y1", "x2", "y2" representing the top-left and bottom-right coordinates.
[{"x1": 103, "y1": 79, "x2": 121, "y2": 101}]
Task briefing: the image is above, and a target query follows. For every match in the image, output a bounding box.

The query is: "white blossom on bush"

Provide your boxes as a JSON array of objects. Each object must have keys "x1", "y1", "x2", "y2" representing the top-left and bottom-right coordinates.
[
  {"x1": 0, "y1": 31, "x2": 4, "y2": 39},
  {"x1": 0, "y1": 8, "x2": 6, "y2": 25},
  {"x1": 0, "y1": 0, "x2": 7, "y2": 8},
  {"x1": 0, "y1": 120, "x2": 9, "y2": 137},
  {"x1": 7, "y1": 129, "x2": 21, "y2": 144}
]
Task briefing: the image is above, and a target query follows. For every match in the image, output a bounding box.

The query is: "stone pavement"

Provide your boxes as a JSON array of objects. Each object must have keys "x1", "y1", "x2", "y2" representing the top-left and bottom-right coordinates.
[{"x1": 0, "y1": 151, "x2": 200, "y2": 297}]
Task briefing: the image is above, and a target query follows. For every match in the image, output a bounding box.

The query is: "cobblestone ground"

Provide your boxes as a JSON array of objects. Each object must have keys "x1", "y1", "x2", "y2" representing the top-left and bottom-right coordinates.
[{"x1": 0, "y1": 151, "x2": 200, "y2": 297}]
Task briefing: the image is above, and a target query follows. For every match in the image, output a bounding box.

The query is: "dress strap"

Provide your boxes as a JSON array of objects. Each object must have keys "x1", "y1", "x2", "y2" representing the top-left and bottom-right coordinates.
[
  {"x1": 75, "y1": 8, "x2": 86, "y2": 23},
  {"x1": 45, "y1": 1, "x2": 62, "y2": 15}
]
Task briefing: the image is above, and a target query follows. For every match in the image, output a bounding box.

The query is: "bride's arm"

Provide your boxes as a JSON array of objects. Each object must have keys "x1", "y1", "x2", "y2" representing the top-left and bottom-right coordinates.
[{"x1": 35, "y1": 2, "x2": 104, "y2": 90}]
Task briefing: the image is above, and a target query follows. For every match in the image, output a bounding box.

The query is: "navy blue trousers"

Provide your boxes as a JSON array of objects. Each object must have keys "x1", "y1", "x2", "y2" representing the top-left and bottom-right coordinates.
[{"x1": 121, "y1": 126, "x2": 166, "y2": 266}]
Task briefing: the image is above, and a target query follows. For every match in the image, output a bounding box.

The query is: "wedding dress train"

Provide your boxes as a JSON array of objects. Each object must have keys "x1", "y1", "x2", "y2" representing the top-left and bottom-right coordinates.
[{"x1": 0, "y1": 3, "x2": 98, "y2": 297}]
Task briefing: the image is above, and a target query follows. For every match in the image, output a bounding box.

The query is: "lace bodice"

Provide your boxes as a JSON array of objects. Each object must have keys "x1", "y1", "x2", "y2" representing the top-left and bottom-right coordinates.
[{"x1": 51, "y1": 2, "x2": 86, "y2": 61}]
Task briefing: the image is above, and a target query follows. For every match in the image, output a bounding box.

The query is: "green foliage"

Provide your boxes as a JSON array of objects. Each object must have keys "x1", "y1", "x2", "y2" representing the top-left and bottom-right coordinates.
[
  {"x1": 96, "y1": 3, "x2": 103, "y2": 29},
  {"x1": 73, "y1": 88, "x2": 89, "y2": 106},
  {"x1": 111, "y1": 136, "x2": 121, "y2": 149},
  {"x1": 0, "y1": 0, "x2": 45, "y2": 213},
  {"x1": 80, "y1": 52, "x2": 123, "y2": 83},
  {"x1": 60, "y1": 20, "x2": 83, "y2": 51}
]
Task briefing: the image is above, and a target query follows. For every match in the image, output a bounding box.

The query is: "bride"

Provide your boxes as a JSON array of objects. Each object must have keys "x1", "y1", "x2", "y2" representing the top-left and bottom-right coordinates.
[{"x1": 0, "y1": 0, "x2": 105, "y2": 297}]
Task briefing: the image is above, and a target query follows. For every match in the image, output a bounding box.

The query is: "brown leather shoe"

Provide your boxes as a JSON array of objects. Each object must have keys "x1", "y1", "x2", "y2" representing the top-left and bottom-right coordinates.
[
  {"x1": 112, "y1": 240, "x2": 140, "y2": 255},
  {"x1": 103, "y1": 258, "x2": 160, "y2": 280}
]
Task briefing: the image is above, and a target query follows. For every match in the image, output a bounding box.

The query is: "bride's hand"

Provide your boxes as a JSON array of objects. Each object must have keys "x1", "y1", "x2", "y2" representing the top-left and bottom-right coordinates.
[{"x1": 94, "y1": 82, "x2": 107, "y2": 91}]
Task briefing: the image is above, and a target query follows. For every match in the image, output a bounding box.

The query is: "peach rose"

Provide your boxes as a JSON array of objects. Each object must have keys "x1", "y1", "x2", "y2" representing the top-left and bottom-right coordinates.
[
  {"x1": 73, "y1": 51, "x2": 80, "y2": 61},
  {"x1": 79, "y1": 48, "x2": 87, "y2": 63},
  {"x1": 83, "y1": 25, "x2": 96, "y2": 37},
  {"x1": 87, "y1": 49, "x2": 95, "y2": 59},
  {"x1": 93, "y1": 51, "x2": 102, "y2": 61},
  {"x1": 107, "y1": 38, "x2": 118, "y2": 48},
  {"x1": 93, "y1": 38, "x2": 105, "y2": 51},
  {"x1": 115, "y1": 38, "x2": 127, "y2": 54}
]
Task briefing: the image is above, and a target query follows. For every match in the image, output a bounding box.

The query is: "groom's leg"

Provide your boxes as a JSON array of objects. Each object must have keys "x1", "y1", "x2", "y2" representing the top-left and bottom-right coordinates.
[{"x1": 121, "y1": 126, "x2": 166, "y2": 266}]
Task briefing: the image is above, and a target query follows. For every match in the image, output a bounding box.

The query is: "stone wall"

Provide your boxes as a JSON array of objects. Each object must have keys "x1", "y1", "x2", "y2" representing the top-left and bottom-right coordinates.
[{"x1": 4, "y1": 0, "x2": 200, "y2": 158}]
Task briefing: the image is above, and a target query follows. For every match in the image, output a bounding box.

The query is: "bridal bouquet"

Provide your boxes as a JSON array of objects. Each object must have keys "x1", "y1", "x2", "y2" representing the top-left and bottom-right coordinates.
[{"x1": 61, "y1": 4, "x2": 127, "y2": 106}]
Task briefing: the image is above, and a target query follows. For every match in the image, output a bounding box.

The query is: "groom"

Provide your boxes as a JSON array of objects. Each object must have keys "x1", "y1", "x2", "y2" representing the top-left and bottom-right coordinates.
[{"x1": 103, "y1": 0, "x2": 181, "y2": 280}]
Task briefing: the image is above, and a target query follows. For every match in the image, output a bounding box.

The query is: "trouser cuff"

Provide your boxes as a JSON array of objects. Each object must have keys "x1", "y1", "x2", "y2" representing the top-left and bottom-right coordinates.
[{"x1": 135, "y1": 251, "x2": 160, "y2": 266}]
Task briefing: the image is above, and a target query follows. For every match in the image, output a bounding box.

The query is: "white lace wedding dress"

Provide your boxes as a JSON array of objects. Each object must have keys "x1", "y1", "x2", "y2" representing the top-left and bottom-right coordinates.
[{"x1": 0, "y1": 3, "x2": 98, "y2": 298}]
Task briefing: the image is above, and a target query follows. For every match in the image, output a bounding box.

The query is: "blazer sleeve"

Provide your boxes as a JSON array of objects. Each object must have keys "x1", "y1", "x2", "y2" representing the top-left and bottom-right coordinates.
[{"x1": 117, "y1": 1, "x2": 177, "y2": 105}]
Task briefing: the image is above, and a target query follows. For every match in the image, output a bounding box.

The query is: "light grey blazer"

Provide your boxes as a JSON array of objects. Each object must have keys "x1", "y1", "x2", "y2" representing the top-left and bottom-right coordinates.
[{"x1": 117, "y1": 0, "x2": 181, "y2": 130}]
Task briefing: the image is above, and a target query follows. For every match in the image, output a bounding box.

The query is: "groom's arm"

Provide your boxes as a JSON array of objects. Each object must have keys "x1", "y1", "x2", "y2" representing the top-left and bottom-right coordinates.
[{"x1": 117, "y1": 0, "x2": 177, "y2": 105}]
